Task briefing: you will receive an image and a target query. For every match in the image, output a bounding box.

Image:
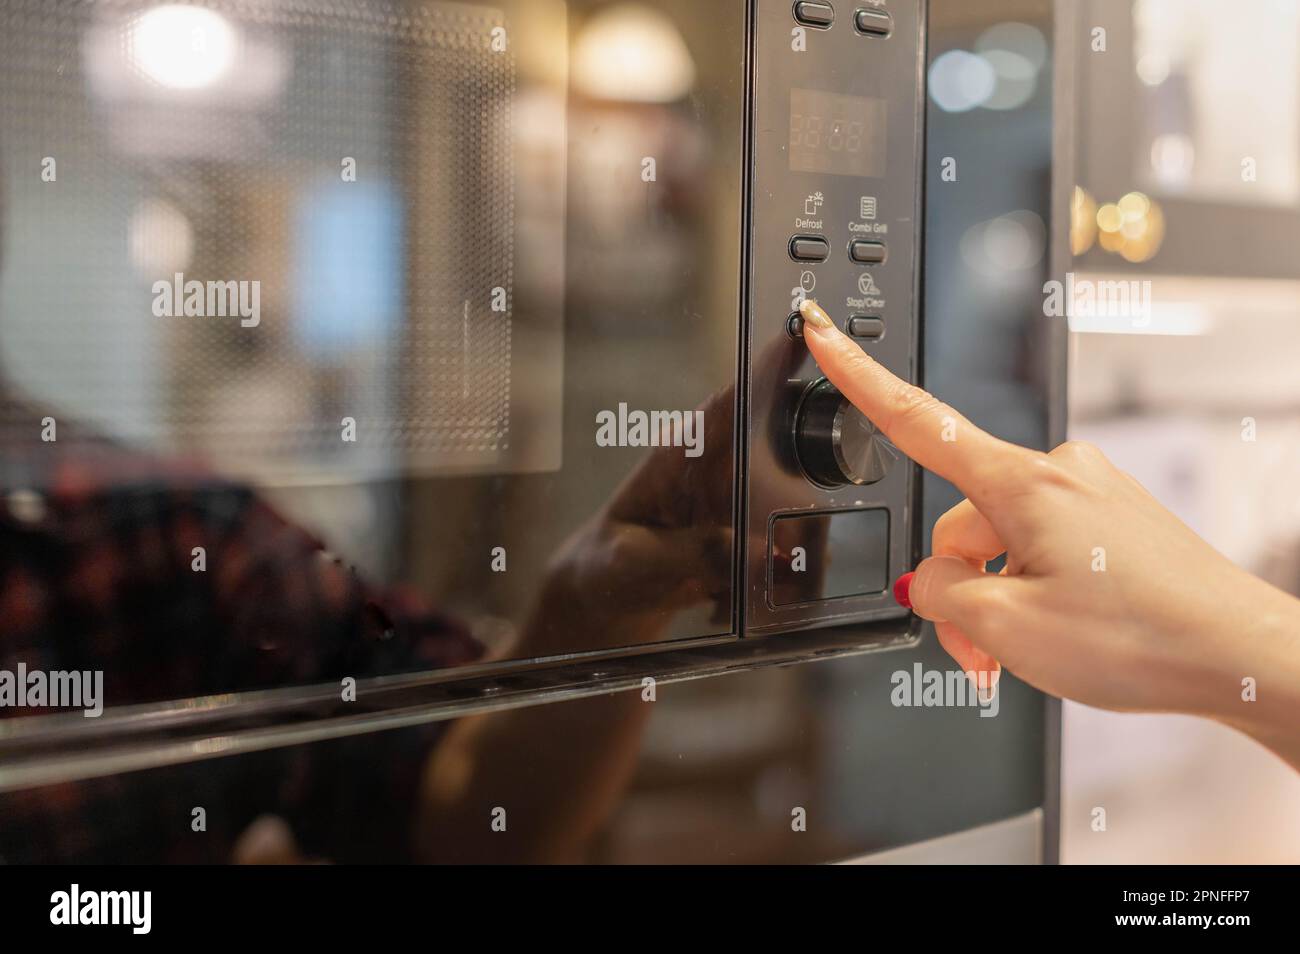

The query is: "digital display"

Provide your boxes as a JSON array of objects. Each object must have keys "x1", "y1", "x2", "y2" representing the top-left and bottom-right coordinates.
[{"x1": 789, "y1": 88, "x2": 886, "y2": 177}]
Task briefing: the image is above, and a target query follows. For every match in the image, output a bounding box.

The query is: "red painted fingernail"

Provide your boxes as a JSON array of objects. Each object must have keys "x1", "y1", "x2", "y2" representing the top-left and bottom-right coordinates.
[{"x1": 893, "y1": 571, "x2": 915, "y2": 609}]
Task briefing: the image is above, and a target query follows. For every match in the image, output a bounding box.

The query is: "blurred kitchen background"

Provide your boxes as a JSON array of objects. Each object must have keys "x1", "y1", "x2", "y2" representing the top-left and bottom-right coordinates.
[
  {"x1": 918, "y1": 0, "x2": 1300, "y2": 863},
  {"x1": 1061, "y1": 0, "x2": 1300, "y2": 862}
]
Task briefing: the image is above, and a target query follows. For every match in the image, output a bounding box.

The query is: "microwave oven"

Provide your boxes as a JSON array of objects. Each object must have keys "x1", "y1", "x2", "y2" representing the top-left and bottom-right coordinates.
[{"x1": 0, "y1": 0, "x2": 928, "y2": 788}]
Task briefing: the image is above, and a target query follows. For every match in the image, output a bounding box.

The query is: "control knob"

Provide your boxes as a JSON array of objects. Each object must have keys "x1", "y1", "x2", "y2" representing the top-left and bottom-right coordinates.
[{"x1": 794, "y1": 378, "x2": 899, "y2": 488}]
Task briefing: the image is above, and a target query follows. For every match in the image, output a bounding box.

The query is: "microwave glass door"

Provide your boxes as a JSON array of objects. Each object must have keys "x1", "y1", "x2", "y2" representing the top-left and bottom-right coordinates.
[{"x1": 0, "y1": 0, "x2": 746, "y2": 707}]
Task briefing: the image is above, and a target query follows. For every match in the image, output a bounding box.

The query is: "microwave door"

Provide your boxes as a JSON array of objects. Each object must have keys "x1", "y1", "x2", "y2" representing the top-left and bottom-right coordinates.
[
  {"x1": 0, "y1": 0, "x2": 747, "y2": 709},
  {"x1": 400, "y1": 0, "x2": 748, "y2": 662}
]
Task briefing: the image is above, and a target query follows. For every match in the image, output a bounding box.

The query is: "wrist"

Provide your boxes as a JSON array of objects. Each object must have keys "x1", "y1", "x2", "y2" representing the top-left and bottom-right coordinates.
[{"x1": 1199, "y1": 578, "x2": 1300, "y2": 768}]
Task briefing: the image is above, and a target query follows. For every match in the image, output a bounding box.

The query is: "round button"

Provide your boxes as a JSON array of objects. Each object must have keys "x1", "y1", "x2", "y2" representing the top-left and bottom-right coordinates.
[{"x1": 794, "y1": 379, "x2": 899, "y2": 488}]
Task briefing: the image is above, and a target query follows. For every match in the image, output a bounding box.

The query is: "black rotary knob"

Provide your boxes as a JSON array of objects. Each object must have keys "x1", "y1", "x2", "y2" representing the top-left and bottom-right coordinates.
[{"x1": 794, "y1": 378, "x2": 899, "y2": 488}]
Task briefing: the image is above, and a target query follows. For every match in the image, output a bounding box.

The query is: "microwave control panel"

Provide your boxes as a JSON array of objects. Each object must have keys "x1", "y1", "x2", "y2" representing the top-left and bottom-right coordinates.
[{"x1": 743, "y1": 0, "x2": 925, "y2": 634}]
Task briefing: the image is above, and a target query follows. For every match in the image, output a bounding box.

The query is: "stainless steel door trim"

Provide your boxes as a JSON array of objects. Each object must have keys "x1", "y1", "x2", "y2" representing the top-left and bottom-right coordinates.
[
  {"x1": 836, "y1": 809, "x2": 1044, "y2": 864},
  {"x1": 0, "y1": 619, "x2": 916, "y2": 793},
  {"x1": 1040, "y1": 0, "x2": 1080, "y2": 867}
]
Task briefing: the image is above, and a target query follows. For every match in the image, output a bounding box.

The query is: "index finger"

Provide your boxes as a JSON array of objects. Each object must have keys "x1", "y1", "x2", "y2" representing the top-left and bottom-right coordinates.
[{"x1": 798, "y1": 299, "x2": 1034, "y2": 507}]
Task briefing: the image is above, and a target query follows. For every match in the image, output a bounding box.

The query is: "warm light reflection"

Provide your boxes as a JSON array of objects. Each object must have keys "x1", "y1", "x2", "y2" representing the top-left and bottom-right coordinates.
[
  {"x1": 1070, "y1": 186, "x2": 1098, "y2": 255},
  {"x1": 1094, "y1": 191, "x2": 1165, "y2": 263},
  {"x1": 1096, "y1": 202, "x2": 1122, "y2": 234},
  {"x1": 572, "y1": 4, "x2": 695, "y2": 103},
  {"x1": 127, "y1": 5, "x2": 238, "y2": 90}
]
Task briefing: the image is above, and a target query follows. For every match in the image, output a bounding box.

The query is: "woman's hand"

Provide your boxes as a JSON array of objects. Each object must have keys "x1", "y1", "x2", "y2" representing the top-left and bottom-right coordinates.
[{"x1": 799, "y1": 299, "x2": 1300, "y2": 768}]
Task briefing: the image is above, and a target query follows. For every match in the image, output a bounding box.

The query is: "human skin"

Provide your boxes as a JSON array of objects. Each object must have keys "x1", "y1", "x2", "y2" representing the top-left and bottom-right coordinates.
[{"x1": 800, "y1": 298, "x2": 1300, "y2": 773}]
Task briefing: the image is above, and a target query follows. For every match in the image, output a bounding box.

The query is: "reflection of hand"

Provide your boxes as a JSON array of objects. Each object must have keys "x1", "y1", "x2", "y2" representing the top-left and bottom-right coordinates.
[
  {"x1": 801, "y1": 299, "x2": 1300, "y2": 769},
  {"x1": 232, "y1": 815, "x2": 329, "y2": 865},
  {"x1": 418, "y1": 339, "x2": 807, "y2": 861},
  {"x1": 534, "y1": 336, "x2": 806, "y2": 644},
  {"x1": 545, "y1": 383, "x2": 737, "y2": 626}
]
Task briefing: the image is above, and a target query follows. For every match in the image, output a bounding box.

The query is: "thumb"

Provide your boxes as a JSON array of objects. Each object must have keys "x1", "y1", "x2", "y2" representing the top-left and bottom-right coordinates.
[
  {"x1": 232, "y1": 815, "x2": 304, "y2": 865},
  {"x1": 909, "y1": 555, "x2": 1023, "y2": 637}
]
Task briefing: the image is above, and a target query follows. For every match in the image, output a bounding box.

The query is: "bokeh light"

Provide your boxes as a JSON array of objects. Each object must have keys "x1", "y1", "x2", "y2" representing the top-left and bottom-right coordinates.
[
  {"x1": 126, "y1": 5, "x2": 238, "y2": 90},
  {"x1": 1070, "y1": 186, "x2": 1098, "y2": 255},
  {"x1": 1093, "y1": 190, "x2": 1165, "y2": 262}
]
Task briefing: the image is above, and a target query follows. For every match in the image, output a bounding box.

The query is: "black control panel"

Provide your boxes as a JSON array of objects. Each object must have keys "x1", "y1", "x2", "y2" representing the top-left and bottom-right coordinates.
[{"x1": 744, "y1": 0, "x2": 925, "y2": 634}]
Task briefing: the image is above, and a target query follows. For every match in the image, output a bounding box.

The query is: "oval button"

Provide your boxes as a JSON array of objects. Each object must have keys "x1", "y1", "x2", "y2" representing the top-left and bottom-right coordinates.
[{"x1": 789, "y1": 234, "x2": 830, "y2": 262}]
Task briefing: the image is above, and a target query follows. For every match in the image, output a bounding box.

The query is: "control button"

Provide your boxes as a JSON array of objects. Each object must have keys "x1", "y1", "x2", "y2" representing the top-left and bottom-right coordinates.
[
  {"x1": 771, "y1": 508, "x2": 891, "y2": 605},
  {"x1": 787, "y1": 312, "x2": 805, "y2": 338},
  {"x1": 793, "y1": 1, "x2": 835, "y2": 28},
  {"x1": 854, "y1": 8, "x2": 893, "y2": 36},
  {"x1": 794, "y1": 378, "x2": 899, "y2": 487},
  {"x1": 847, "y1": 316, "x2": 885, "y2": 339},
  {"x1": 849, "y1": 239, "x2": 887, "y2": 264},
  {"x1": 789, "y1": 234, "x2": 830, "y2": 262}
]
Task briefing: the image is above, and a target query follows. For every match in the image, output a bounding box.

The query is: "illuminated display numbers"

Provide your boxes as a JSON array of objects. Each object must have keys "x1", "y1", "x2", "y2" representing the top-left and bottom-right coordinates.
[{"x1": 790, "y1": 113, "x2": 866, "y2": 152}]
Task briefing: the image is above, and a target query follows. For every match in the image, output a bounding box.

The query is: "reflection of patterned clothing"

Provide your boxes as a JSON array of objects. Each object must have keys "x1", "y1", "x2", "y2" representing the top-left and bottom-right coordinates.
[{"x1": 0, "y1": 434, "x2": 481, "y2": 863}]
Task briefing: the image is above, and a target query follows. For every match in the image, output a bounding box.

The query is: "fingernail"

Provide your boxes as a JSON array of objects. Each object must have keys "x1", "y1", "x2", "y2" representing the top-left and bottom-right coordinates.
[
  {"x1": 892, "y1": 571, "x2": 915, "y2": 609},
  {"x1": 798, "y1": 298, "x2": 835, "y2": 333},
  {"x1": 967, "y1": 670, "x2": 1000, "y2": 704}
]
